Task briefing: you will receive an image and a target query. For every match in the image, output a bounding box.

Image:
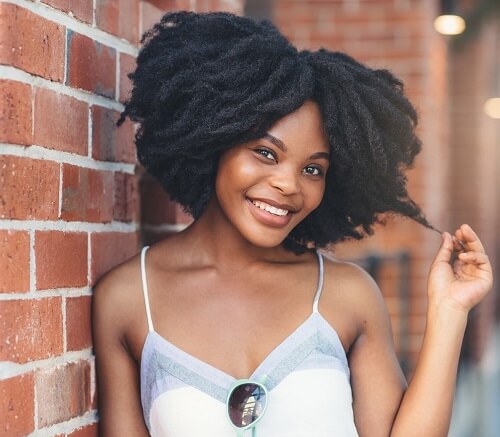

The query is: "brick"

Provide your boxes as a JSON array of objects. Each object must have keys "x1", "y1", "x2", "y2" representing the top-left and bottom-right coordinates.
[
  {"x1": 0, "y1": 374, "x2": 35, "y2": 436},
  {"x1": 91, "y1": 232, "x2": 139, "y2": 283},
  {"x1": 96, "y1": 0, "x2": 140, "y2": 44},
  {"x1": 141, "y1": 1, "x2": 171, "y2": 35},
  {"x1": 0, "y1": 156, "x2": 59, "y2": 220},
  {"x1": 0, "y1": 80, "x2": 32, "y2": 145},
  {"x1": 33, "y1": 88, "x2": 88, "y2": 155},
  {"x1": 147, "y1": 0, "x2": 193, "y2": 8},
  {"x1": 0, "y1": 3, "x2": 65, "y2": 81},
  {"x1": 114, "y1": 172, "x2": 139, "y2": 222},
  {"x1": 0, "y1": 230, "x2": 30, "y2": 293},
  {"x1": 35, "y1": 231, "x2": 88, "y2": 289},
  {"x1": 140, "y1": 176, "x2": 192, "y2": 225},
  {"x1": 219, "y1": 0, "x2": 244, "y2": 14},
  {"x1": 67, "y1": 32, "x2": 116, "y2": 98},
  {"x1": 36, "y1": 361, "x2": 91, "y2": 428},
  {"x1": 144, "y1": 0, "x2": 179, "y2": 9},
  {"x1": 66, "y1": 296, "x2": 92, "y2": 351},
  {"x1": 68, "y1": 423, "x2": 98, "y2": 437},
  {"x1": 41, "y1": 0, "x2": 93, "y2": 24},
  {"x1": 61, "y1": 165, "x2": 114, "y2": 223},
  {"x1": 196, "y1": 0, "x2": 243, "y2": 13},
  {"x1": 119, "y1": 52, "x2": 136, "y2": 103},
  {"x1": 91, "y1": 106, "x2": 136, "y2": 163},
  {"x1": 0, "y1": 298, "x2": 63, "y2": 362},
  {"x1": 141, "y1": 0, "x2": 196, "y2": 33}
]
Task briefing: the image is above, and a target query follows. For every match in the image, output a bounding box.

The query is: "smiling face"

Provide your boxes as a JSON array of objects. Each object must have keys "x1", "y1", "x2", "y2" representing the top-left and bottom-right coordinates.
[{"x1": 213, "y1": 100, "x2": 330, "y2": 249}]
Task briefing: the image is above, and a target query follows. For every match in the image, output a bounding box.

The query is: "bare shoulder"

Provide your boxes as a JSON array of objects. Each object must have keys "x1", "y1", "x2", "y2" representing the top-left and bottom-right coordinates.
[
  {"x1": 319, "y1": 253, "x2": 389, "y2": 340},
  {"x1": 92, "y1": 251, "x2": 145, "y2": 344},
  {"x1": 92, "y1": 236, "x2": 188, "y2": 356}
]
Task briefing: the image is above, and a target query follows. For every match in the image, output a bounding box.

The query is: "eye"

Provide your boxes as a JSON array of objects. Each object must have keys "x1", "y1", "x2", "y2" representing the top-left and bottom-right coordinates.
[
  {"x1": 303, "y1": 165, "x2": 324, "y2": 176},
  {"x1": 254, "y1": 147, "x2": 276, "y2": 162}
]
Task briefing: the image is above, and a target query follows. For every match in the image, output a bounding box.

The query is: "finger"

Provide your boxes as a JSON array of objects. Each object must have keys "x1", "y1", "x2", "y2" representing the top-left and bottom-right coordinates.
[
  {"x1": 452, "y1": 236, "x2": 467, "y2": 252},
  {"x1": 432, "y1": 232, "x2": 454, "y2": 265},
  {"x1": 458, "y1": 251, "x2": 490, "y2": 266},
  {"x1": 455, "y1": 224, "x2": 485, "y2": 253}
]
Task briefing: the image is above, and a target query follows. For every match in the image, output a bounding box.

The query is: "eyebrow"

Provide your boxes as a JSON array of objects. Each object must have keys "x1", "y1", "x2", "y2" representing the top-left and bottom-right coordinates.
[
  {"x1": 263, "y1": 133, "x2": 287, "y2": 152},
  {"x1": 263, "y1": 133, "x2": 330, "y2": 161}
]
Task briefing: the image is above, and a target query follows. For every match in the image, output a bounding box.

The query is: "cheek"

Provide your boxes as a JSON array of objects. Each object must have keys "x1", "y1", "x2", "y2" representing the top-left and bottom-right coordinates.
[
  {"x1": 233, "y1": 161, "x2": 261, "y2": 183},
  {"x1": 304, "y1": 182, "x2": 326, "y2": 211},
  {"x1": 216, "y1": 154, "x2": 260, "y2": 196}
]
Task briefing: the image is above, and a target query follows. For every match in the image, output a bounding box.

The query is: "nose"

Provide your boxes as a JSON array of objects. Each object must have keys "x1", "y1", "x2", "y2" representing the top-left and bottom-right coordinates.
[{"x1": 269, "y1": 166, "x2": 300, "y2": 195}]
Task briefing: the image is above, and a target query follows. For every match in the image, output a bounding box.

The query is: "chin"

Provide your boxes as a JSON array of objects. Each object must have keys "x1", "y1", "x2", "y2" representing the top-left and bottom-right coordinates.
[
  {"x1": 241, "y1": 228, "x2": 291, "y2": 249},
  {"x1": 251, "y1": 238, "x2": 286, "y2": 249}
]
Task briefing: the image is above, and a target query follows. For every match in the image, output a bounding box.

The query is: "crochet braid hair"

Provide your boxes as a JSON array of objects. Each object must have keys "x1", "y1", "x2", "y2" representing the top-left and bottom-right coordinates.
[{"x1": 118, "y1": 11, "x2": 434, "y2": 253}]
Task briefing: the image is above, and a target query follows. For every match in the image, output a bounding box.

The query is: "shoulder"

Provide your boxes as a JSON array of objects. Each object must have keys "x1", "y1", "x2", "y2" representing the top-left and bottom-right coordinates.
[
  {"x1": 321, "y1": 253, "x2": 377, "y2": 292},
  {"x1": 321, "y1": 253, "x2": 382, "y2": 305},
  {"x1": 92, "y1": 249, "x2": 146, "y2": 343},
  {"x1": 319, "y1": 252, "x2": 389, "y2": 337}
]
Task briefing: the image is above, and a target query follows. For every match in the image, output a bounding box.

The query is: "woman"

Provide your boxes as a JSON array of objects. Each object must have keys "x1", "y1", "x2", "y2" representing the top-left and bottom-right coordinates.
[{"x1": 93, "y1": 11, "x2": 493, "y2": 437}]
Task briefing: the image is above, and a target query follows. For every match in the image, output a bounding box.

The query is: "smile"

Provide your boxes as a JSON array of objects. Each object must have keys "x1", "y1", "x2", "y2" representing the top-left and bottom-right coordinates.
[{"x1": 251, "y1": 200, "x2": 289, "y2": 216}]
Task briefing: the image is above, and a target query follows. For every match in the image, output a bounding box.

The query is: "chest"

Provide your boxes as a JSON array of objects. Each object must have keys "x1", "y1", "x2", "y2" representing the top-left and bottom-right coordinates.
[{"x1": 129, "y1": 262, "x2": 357, "y2": 378}]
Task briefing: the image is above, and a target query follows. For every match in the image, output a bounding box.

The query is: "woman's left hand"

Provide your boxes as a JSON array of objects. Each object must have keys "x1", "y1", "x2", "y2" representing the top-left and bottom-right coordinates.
[{"x1": 428, "y1": 224, "x2": 493, "y2": 314}]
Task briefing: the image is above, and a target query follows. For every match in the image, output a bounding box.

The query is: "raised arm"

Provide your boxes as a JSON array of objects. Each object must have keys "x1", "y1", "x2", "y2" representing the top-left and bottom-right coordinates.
[
  {"x1": 92, "y1": 269, "x2": 150, "y2": 437},
  {"x1": 390, "y1": 224, "x2": 493, "y2": 436}
]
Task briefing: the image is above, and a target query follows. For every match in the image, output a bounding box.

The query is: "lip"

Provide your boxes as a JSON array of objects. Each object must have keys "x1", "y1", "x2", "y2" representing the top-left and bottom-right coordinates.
[
  {"x1": 246, "y1": 198, "x2": 295, "y2": 228},
  {"x1": 247, "y1": 197, "x2": 298, "y2": 213}
]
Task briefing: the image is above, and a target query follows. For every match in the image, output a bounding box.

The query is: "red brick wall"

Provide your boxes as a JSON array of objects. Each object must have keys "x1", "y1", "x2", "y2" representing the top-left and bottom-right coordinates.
[
  {"x1": 0, "y1": 1, "x2": 243, "y2": 435},
  {"x1": 0, "y1": 0, "x2": 139, "y2": 434}
]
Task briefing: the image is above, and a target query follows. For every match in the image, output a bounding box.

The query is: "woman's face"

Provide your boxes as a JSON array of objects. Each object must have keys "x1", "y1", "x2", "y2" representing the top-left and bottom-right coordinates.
[{"x1": 214, "y1": 100, "x2": 330, "y2": 249}]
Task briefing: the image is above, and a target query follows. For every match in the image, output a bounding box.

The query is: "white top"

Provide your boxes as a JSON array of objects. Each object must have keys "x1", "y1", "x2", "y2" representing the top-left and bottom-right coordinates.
[{"x1": 139, "y1": 246, "x2": 359, "y2": 436}]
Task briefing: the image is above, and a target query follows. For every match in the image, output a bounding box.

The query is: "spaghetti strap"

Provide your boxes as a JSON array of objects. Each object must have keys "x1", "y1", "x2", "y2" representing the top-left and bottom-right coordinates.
[
  {"x1": 312, "y1": 251, "x2": 324, "y2": 313},
  {"x1": 140, "y1": 246, "x2": 154, "y2": 332}
]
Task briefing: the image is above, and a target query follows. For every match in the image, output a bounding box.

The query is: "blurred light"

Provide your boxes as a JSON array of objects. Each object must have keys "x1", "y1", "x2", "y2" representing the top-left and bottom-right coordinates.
[
  {"x1": 484, "y1": 98, "x2": 500, "y2": 119},
  {"x1": 434, "y1": 15, "x2": 466, "y2": 35}
]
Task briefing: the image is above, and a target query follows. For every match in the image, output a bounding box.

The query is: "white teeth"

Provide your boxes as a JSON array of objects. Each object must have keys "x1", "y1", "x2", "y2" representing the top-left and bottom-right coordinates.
[{"x1": 251, "y1": 200, "x2": 289, "y2": 216}]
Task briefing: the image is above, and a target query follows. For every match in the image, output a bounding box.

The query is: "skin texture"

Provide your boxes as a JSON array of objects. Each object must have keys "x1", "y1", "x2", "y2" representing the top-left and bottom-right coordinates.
[{"x1": 93, "y1": 101, "x2": 493, "y2": 437}]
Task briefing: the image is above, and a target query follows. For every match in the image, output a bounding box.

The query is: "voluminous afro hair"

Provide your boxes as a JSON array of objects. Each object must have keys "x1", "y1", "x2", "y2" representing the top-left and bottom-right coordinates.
[{"x1": 119, "y1": 11, "x2": 434, "y2": 253}]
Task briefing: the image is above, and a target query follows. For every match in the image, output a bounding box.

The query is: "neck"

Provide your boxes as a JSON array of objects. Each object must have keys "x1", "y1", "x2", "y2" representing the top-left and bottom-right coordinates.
[{"x1": 181, "y1": 197, "x2": 296, "y2": 268}]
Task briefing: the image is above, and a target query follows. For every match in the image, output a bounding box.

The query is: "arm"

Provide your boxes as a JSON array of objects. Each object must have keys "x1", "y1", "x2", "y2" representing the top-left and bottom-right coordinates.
[
  {"x1": 390, "y1": 224, "x2": 493, "y2": 436},
  {"x1": 348, "y1": 224, "x2": 492, "y2": 437},
  {"x1": 93, "y1": 271, "x2": 150, "y2": 437},
  {"x1": 346, "y1": 267, "x2": 407, "y2": 436}
]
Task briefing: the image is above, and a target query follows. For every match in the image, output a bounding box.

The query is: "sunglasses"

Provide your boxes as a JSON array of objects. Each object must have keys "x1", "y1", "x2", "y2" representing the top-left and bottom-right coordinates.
[{"x1": 226, "y1": 379, "x2": 269, "y2": 437}]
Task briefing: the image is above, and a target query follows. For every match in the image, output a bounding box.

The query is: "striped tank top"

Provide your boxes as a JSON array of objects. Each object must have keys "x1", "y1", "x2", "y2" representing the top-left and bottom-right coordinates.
[{"x1": 140, "y1": 247, "x2": 359, "y2": 436}]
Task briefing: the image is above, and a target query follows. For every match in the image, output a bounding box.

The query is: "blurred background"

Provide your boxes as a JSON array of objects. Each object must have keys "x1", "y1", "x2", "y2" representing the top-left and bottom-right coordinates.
[{"x1": 0, "y1": 0, "x2": 498, "y2": 436}]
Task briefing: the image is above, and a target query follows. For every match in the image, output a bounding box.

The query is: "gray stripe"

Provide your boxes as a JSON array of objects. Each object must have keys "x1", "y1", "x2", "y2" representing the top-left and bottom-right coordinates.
[
  {"x1": 155, "y1": 350, "x2": 229, "y2": 403},
  {"x1": 262, "y1": 331, "x2": 349, "y2": 390},
  {"x1": 142, "y1": 349, "x2": 229, "y2": 431}
]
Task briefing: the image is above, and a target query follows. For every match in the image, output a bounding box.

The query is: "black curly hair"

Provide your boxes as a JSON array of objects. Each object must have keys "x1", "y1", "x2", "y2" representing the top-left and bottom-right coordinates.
[{"x1": 118, "y1": 11, "x2": 435, "y2": 253}]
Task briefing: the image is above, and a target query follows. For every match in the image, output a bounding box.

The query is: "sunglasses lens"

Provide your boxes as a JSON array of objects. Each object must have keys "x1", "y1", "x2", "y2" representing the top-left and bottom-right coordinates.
[{"x1": 228, "y1": 383, "x2": 267, "y2": 427}]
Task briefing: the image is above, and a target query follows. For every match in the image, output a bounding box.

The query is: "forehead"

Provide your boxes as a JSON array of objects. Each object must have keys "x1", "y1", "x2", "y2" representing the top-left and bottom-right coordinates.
[{"x1": 265, "y1": 100, "x2": 329, "y2": 154}]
